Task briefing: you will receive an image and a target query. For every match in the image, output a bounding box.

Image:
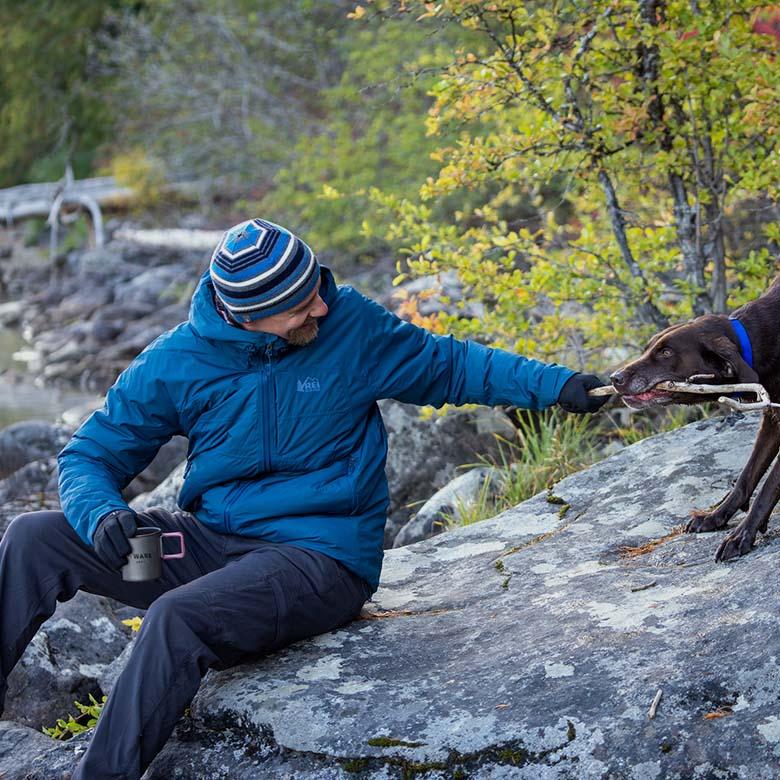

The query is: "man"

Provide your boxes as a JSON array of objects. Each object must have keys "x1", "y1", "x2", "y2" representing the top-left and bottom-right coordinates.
[{"x1": 0, "y1": 218, "x2": 608, "y2": 778}]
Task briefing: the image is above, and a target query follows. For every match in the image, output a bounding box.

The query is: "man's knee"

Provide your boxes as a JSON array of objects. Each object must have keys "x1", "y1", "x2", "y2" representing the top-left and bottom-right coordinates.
[
  {"x1": 3, "y1": 511, "x2": 68, "y2": 549},
  {"x1": 141, "y1": 589, "x2": 213, "y2": 645}
]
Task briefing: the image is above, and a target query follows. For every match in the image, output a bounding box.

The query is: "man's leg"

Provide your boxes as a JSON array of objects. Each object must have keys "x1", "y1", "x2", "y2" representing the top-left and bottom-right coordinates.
[
  {"x1": 0, "y1": 508, "x2": 222, "y2": 716},
  {"x1": 73, "y1": 541, "x2": 369, "y2": 780}
]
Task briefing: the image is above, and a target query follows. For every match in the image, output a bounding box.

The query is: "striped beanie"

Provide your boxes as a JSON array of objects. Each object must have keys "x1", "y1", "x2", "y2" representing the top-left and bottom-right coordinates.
[{"x1": 209, "y1": 218, "x2": 320, "y2": 322}]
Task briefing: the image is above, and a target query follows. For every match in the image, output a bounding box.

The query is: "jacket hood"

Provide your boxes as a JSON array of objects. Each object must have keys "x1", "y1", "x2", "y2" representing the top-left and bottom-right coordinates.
[{"x1": 188, "y1": 265, "x2": 339, "y2": 347}]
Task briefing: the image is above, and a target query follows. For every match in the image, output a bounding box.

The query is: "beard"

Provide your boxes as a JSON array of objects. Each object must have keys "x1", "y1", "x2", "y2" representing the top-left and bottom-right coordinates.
[{"x1": 287, "y1": 318, "x2": 319, "y2": 346}]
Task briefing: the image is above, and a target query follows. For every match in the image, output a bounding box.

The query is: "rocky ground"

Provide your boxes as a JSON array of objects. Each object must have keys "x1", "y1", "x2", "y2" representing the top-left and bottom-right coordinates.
[{"x1": 3, "y1": 412, "x2": 780, "y2": 778}]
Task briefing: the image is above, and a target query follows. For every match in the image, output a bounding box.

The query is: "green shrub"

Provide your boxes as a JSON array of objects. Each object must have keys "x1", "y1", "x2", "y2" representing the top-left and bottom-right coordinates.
[
  {"x1": 43, "y1": 693, "x2": 106, "y2": 740},
  {"x1": 444, "y1": 410, "x2": 600, "y2": 529},
  {"x1": 443, "y1": 402, "x2": 713, "y2": 530}
]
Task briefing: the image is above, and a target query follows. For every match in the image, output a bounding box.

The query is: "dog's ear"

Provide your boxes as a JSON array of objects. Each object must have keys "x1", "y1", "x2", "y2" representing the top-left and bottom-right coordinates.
[{"x1": 709, "y1": 335, "x2": 759, "y2": 383}]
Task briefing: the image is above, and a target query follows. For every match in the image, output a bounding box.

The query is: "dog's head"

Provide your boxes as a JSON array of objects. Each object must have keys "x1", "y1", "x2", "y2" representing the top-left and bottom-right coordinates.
[{"x1": 611, "y1": 314, "x2": 759, "y2": 409}]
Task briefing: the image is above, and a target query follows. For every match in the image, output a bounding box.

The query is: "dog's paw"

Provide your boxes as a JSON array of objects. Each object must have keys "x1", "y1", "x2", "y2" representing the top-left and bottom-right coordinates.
[
  {"x1": 686, "y1": 508, "x2": 731, "y2": 533},
  {"x1": 715, "y1": 526, "x2": 756, "y2": 562}
]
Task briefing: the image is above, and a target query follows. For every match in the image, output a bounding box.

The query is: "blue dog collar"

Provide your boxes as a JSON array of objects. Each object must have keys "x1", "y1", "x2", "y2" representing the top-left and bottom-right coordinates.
[{"x1": 729, "y1": 317, "x2": 754, "y2": 369}]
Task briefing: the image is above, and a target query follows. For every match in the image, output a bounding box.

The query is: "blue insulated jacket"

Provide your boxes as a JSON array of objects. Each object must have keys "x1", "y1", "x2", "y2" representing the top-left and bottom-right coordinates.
[{"x1": 58, "y1": 267, "x2": 575, "y2": 592}]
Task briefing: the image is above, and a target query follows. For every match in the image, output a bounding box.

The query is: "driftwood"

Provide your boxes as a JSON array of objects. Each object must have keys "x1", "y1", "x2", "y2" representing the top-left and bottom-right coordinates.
[{"x1": 0, "y1": 168, "x2": 134, "y2": 254}]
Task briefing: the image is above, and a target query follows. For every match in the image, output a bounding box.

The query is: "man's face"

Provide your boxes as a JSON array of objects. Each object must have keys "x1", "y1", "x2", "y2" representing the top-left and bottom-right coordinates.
[{"x1": 241, "y1": 280, "x2": 328, "y2": 345}]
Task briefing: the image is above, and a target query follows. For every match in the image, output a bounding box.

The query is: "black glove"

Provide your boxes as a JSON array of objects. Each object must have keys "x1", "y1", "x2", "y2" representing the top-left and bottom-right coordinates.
[
  {"x1": 557, "y1": 373, "x2": 610, "y2": 414},
  {"x1": 93, "y1": 509, "x2": 138, "y2": 570}
]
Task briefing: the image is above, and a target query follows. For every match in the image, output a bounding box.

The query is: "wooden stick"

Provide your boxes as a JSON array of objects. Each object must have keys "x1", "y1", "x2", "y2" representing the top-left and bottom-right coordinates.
[
  {"x1": 630, "y1": 581, "x2": 657, "y2": 592},
  {"x1": 587, "y1": 385, "x2": 618, "y2": 396},
  {"x1": 648, "y1": 688, "x2": 663, "y2": 719},
  {"x1": 587, "y1": 380, "x2": 778, "y2": 411}
]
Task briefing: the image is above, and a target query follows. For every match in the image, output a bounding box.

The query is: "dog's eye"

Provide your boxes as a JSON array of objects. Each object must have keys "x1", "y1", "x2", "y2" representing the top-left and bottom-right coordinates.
[{"x1": 658, "y1": 347, "x2": 673, "y2": 359}]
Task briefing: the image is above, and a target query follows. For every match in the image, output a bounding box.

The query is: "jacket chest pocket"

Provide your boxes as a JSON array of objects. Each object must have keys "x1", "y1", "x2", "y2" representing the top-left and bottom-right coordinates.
[
  {"x1": 274, "y1": 369, "x2": 350, "y2": 421},
  {"x1": 274, "y1": 369, "x2": 352, "y2": 461}
]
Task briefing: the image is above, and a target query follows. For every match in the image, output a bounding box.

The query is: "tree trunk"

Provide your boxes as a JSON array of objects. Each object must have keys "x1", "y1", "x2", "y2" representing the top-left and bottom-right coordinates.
[
  {"x1": 699, "y1": 135, "x2": 729, "y2": 313},
  {"x1": 668, "y1": 173, "x2": 710, "y2": 315},
  {"x1": 639, "y1": 0, "x2": 713, "y2": 316},
  {"x1": 704, "y1": 200, "x2": 728, "y2": 313},
  {"x1": 598, "y1": 169, "x2": 668, "y2": 328}
]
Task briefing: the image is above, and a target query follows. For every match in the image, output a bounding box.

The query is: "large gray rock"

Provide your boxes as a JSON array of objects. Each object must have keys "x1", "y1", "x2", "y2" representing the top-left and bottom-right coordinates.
[
  {"x1": 123, "y1": 435, "x2": 188, "y2": 501},
  {"x1": 0, "y1": 301, "x2": 24, "y2": 327},
  {"x1": 4, "y1": 592, "x2": 132, "y2": 732},
  {"x1": 0, "y1": 456, "x2": 60, "y2": 537},
  {"x1": 393, "y1": 466, "x2": 503, "y2": 548},
  {"x1": 0, "y1": 420, "x2": 71, "y2": 480},
  {"x1": 5, "y1": 412, "x2": 778, "y2": 778},
  {"x1": 0, "y1": 721, "x2": 88, "y2": 780},
  {"x1": 112, "y1": 265, "x2": 188, "y2": 305},
  {"x1": 129, "y1": 461, "x2": 186, "y2": 512},
  {"x1": 142, "y1": 411, "x2": 780, "y2": 778},
  {"x1": 394, "y1": 271, "x2": 485, "y2": 320},
  {"x1": 381, "y1": 400, "x2": 513, "y2": 546}
]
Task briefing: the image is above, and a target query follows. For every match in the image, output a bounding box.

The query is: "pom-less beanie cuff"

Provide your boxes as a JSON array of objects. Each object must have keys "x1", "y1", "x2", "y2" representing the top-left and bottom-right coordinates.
[{"x1": 209, "y1": 218, "x2": 321, "y2": 322}]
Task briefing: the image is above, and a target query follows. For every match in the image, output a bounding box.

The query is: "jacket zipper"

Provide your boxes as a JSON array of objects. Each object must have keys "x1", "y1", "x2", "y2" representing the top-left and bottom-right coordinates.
[
  {"x1": 262, "y1": 344, "x2": 273, "y2": 473},
  {"x1": 225, "y1": 343, "x2": 270, "y2": 533}
]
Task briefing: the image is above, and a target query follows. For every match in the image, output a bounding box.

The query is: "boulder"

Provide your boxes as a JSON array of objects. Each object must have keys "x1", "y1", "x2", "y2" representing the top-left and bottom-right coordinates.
[
  {"x1": 0, "y1": 721, "x2": 87, "y2": 780},
  {"x1": 0, "y1": 427, "x2": 185, "y2": 537},
  {"x1": 4, "y1": 592, "x2": 132, "y2": 732},
  {"x1": 0, "y1": 456, "x2": 60, "y2": 537},
  {"x1": 0, "y1": 420, "x2": 70, "y2": 480},
  {"x1": 392, "y1": 466, "x2": 503, "y2": 547},
  {"x1": 137, "y1": 411, "x2": 779, "y2": 778},
  {"x1": 129, "y1": 461, "x2": 186, "y2": 513},
  {"x1": 381, "y1": 400, "x2": 513, "y2": 546},
  {"x1": 90, "y1": 301, "x2": 159, "y2": 327},
  {"x1": 59, "y1": 400, "x2": 105, "y2": 429},
  {"x1": 123, "y1": 436, "x2": 188, "y2": 501},
  {"x1": 0, "y1": 301, "x2": 25, "y2": 327},
  {"x1": 49, "y1": 285, "x2": 115, "y2": 322},
  {"x1": 393, "y1": 270, "x2": 485, "y2": 320},
  {"x1": 4, "y1": 412, "x2": 780, "y2": 777},
  {"x1": 111, "y1": 265, "x2": 189, "y2": 305},
  {"x1": 69, "y1": 247, "x2": 133, "y2": 274}
]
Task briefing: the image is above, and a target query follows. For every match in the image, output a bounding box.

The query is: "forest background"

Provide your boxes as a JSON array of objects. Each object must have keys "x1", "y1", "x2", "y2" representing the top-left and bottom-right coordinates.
[{"x1": 1, "y1": 0, "x2": 779, "y2": 376}]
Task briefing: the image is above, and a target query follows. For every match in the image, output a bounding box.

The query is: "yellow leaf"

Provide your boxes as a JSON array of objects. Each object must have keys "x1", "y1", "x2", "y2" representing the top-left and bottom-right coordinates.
[{"x1": 319, "y1": 184, "x2": 342, "y2": 200}]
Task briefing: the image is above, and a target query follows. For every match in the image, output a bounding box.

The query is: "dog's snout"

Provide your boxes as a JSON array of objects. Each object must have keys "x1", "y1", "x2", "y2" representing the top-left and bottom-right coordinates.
[{"x1": 610, "y1": 370, "x2": 627, "y2": 390}]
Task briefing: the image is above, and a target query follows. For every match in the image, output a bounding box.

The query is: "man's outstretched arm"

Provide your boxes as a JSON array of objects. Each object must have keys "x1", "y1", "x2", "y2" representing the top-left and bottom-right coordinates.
[{"x1": 356, "y1": 292, "x2": 605, "y2": 412}]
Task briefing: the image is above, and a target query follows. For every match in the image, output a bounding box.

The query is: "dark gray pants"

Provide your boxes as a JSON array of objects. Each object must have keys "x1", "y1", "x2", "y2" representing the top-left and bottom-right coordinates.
[{"x1": 0, "y1": 508, "x2": 369, "y2": 779}]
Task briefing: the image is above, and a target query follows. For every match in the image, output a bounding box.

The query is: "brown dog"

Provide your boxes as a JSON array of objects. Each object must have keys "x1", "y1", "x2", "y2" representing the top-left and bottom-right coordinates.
[{"x1": 610, "y1": 276, "x2": 780, "y2": 561}]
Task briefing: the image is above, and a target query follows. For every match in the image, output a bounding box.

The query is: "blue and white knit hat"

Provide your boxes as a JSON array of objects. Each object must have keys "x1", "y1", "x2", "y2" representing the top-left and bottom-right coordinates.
[{"x1": 209, "y1": 218, "x2": 320, "y2": 322}]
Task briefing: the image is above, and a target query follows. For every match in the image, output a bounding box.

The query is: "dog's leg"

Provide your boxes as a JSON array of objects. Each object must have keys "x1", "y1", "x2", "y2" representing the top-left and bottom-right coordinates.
[
  {"x1": 687, "y1": 409, "x2": 780, "y2": 533},
  {"x1": 715, "y1": 453, "x2": 780, "y2": 561}
]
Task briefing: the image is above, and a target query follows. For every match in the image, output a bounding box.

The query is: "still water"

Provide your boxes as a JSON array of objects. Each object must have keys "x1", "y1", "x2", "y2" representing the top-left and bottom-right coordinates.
[{"x1": 0, "y1": 328, "x2": 101, "y2": 428}]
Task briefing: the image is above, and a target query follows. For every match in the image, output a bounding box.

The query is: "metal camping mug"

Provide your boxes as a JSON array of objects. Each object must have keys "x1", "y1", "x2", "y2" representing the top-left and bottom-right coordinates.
[{"x1": 121, "y1": 526, "x2": 186, "y2": 582}]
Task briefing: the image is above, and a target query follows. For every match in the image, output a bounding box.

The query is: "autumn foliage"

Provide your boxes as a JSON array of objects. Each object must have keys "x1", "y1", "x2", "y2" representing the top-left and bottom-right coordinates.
[{"x1": 363, "y1": 0, "x2": 780, "y2": 368}]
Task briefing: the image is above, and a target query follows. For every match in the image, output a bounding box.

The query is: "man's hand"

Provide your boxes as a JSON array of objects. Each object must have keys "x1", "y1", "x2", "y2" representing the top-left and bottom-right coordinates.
[
  {"x1": 93, "y1": 509, "x2": 138, "y2": 570},
  {"x1": 557, "y1": 373, "x2": 610, "y2": 414}
]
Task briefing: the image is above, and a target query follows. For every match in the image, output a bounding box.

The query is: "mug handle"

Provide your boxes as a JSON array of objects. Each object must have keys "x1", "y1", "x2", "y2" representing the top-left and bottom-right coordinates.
[{"x1": 161, "y1": 532, "x2": 186, "y2": 560}]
